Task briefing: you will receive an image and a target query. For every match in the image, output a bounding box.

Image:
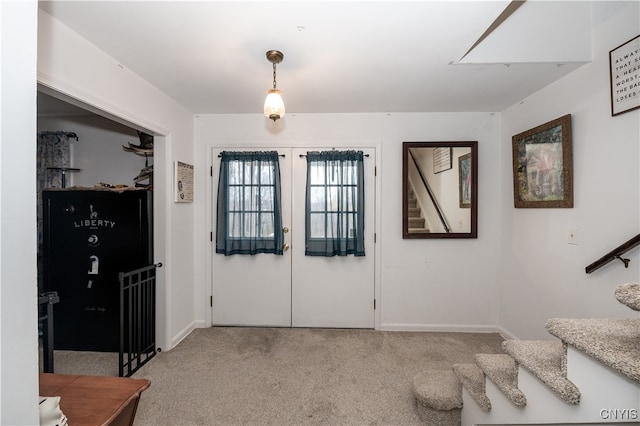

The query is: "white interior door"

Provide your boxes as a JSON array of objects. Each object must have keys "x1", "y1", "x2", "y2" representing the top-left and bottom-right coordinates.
[
  {"x1": 212, "y1": 147, "x2": 375, "y2": 328},
  {"x1": 212, "y1": 148, "x2": 292, "y2": 327},
  {"x1": 291, "y1": 148, "x2": 375, "y2": 328}
]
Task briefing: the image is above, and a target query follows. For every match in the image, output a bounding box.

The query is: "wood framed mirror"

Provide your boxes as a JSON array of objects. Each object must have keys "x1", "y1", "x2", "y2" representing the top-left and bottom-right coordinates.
[{"x1": 402, "y1": 141, "x2": 477, "y2": 239}]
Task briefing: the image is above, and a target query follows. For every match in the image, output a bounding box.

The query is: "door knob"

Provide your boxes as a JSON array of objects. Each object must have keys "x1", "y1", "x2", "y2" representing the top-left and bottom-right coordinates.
[
  {"x1": 283, "y1": 243, "x2": 290, "y2": 251},
  {"x1": 283, "y1": 226, "x2": 289, "y2": 233}
]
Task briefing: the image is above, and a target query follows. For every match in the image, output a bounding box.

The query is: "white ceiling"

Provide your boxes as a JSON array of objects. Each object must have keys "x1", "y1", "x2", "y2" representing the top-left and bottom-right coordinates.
[{"x1": 37, "y1": 1, "x2": 593, "y2": 115}]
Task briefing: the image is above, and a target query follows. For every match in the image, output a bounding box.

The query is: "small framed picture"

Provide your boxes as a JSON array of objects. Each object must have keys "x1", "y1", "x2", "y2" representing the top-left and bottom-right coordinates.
[
  {"x1": 433, "y1": 147, "x2": 452, "y2": 174},
  {"x1": 512, "y1": 114, "x2": 573, "y2": 208},
  {"x1": 174, "y1": 161, "x2": 194, "y2": 203},
  {"x1": 609, "y1": 34, "x2": 640, "y2": 116}
]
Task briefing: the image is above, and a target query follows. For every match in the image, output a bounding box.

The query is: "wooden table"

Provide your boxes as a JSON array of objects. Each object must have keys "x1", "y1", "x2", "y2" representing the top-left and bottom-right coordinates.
[{"x1": 39, "y1": 373, "x2": 150, "y2": 426}]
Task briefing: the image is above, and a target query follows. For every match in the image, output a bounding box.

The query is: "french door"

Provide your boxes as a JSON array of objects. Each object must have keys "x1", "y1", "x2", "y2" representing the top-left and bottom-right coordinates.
[{"x1": 212, "y1": 147, "x2": 375, "y2": 328}]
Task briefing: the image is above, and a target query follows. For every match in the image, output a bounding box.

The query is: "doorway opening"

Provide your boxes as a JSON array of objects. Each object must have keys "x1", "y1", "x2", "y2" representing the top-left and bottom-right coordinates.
[{"x1": 36, "y1": 89, "x2": 163, "y2": 377}]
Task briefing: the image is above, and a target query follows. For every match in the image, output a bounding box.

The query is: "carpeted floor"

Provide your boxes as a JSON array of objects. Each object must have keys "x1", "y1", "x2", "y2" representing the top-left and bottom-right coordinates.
[
  {"x1": 125, "y1": 327, "x2": 504, "y2": 425},
  {"x1": 41, "y1": 349, "x2": 119, "y2": 376}
]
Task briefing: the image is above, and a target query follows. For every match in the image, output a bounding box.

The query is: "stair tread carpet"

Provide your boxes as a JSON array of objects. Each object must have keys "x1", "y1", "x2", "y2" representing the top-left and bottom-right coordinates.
[
  {"x1": 474, "y1": 354, "x2": 527, "y2": 408},
  {"x1": 412, "y1": 369, "x2": 463, "y2": 410},
  {"x1": 408, "y1": 217, "x2": 425, "y2": 227},
  {"x1": 545, "y1": 317, "x2": 640, "y2": 384},
  {"x1": 615, "y1": 282, "x2": 640, "y2": 311},
  {"x1": 412, "y1": 369, "x2": 462, "y2": 426},
  {"x1": 453, "y1": 363, "x2": 491, "y2": 412},
  {"x1": 502, "y1": 340, "x2": 580, "y2": 405},
  {"x1": 408, "y1": 207, "x2": 421, "y2": 217}
]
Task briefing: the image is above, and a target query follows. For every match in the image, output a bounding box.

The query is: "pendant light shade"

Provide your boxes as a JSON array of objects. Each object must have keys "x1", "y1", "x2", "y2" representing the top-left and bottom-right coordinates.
[
  {"x1": 264, "y1": 89, "x2": 285, "y2": 121},
  {"x1": 264, "y1": 50, "x2": 285, "y2": 121}
]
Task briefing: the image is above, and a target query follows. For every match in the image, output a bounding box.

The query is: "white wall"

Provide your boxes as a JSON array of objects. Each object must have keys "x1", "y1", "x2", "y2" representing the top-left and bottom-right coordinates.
[
  {"x1": 0, "y1": 1, "x2": 40, "y2": 424},
  {"x1": 37, "y1": 114, "x2": 152, "y2": 188},
  {"x1": 194, "y1": 112, "x2": 502, "y2": 331},
  {"x1": 37, "y1": 10, "x2": 196, "y2": 350},
  {"x1": 498, "y1": 1, "x2": 640, "y2": 340}
]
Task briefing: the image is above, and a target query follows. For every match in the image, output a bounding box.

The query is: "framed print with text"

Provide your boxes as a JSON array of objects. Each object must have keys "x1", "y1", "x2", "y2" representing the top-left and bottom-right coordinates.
[
  {"x1": 610, "y1": 34, "x2": 640, "y2": 116},
  {"x1": 174, "y1": 161, "x2": 194, "y2": 203}
]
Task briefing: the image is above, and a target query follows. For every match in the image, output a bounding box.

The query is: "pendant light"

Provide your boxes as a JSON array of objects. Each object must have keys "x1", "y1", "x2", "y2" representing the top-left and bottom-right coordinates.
[{"x1": 264, "y1": 50, "x2": 285, "y2": 121}]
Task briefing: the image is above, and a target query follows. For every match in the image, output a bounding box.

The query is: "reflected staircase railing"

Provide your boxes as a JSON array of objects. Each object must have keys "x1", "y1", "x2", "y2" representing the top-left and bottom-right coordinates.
[{"x1": 409, "y1": 149, "x2": 451, "y2": 233}]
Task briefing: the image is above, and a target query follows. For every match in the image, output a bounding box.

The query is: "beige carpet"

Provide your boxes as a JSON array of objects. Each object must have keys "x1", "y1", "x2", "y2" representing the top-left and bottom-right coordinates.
[
  {"x1": 125, "y1": 327, "x2": 504, "y2": 425},
  {"x1": 40, "y1": 348, "x2": 119, "y2": 376}
]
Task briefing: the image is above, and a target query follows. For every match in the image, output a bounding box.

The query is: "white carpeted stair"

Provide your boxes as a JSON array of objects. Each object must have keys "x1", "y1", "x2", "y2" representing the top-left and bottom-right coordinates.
[
  {"x1": 413, "y1": 282, "x2": 640, "y2": 425},
  {"x1": 413, "y1": 369, "x2": 462, "y2": 426},
  {"x1": 502, "y1": 339, "x2": 580, "y2": 405},
  {"x1": 545, "y1": 317, "x2": 640, "y2": 384},
  {"x1": 473, "y1": 354, "x2": 527, "y2": 408},
  {"x1": 453, "y1": 363, "x2": 491, "y2": 412},
  {"x1": 407, "y1": 187, "x2": 429, "y2": 232},
  {"x1": 615, "y1": 282, "x2": 640, "y2": 311}
]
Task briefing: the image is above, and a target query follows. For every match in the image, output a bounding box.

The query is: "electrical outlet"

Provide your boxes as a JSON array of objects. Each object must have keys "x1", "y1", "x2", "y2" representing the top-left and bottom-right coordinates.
[{"x1": 568, "y1": 228, "x2": 579, "y2": 245}]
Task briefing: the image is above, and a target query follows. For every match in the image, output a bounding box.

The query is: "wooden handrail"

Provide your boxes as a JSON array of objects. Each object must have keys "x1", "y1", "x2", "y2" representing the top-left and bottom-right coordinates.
[{"x1": 585, "y1": 233, "x2": 640, "y2": 274}]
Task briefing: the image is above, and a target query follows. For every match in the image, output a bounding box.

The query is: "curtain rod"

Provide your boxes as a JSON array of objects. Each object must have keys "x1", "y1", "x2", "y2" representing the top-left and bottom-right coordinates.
[
  {"x1": 299, "y1": 154, "x2": 370, "y2": 158},
  {"x1": 38, "y1": 131, "x2": 78, "y2": 141},
  {"x1": 218, "y1": 154, "x2": 285, "y2": 158}
]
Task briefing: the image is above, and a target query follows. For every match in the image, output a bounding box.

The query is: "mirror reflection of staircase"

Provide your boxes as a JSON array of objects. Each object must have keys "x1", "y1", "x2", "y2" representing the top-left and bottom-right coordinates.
[{"x1": 408, "y1": 187, "x2": 429, "y2": 232}]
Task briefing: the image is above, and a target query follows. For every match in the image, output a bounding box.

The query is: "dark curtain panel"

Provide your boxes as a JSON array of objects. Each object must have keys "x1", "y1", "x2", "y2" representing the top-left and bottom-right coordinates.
[
  {"x1": 36, "y1": 131, "x2": 77, "y2": 292},
  {"x1": 305, "y1": 150, "x2": 365, "y2": 257},
  {"x1": 216, "y1": 151, "x2": 283, "y2": 255}
]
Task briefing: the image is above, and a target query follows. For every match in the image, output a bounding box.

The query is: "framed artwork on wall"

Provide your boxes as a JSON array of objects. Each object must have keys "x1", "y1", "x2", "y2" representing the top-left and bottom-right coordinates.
[
  {"x1": 512, "y1": 114, "x2": 573, "y2": 208},
  {"x1": 174, "y1": 161, "x2": 194, "y2": 203},
  {"x1": 433, "y1": 147, "x2": 452, "y2": 174},
  {"x1": 609, "y1": 34, "x2": 640, "y2": 116},
  {"x1": 458, "y1": 152, "x2": 472, "y2": 208}
]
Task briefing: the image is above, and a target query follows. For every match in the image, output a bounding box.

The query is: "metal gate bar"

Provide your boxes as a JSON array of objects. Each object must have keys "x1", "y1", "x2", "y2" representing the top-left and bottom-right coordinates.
[
  {"x1": 119, "y1": 263, "x2": 159, "y2": 377},
  {"x1": 38, "y1": 291, "x2": 60, "y2": 373}
]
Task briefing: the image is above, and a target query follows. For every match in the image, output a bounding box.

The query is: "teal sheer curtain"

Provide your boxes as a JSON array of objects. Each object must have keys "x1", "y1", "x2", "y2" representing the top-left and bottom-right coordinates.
[
  {"x1": 216, "y1": 151, "x2": 283, "y2": 255},
  {"x1": 305, "y1": 150, "x2": 365, "y2": 257}
]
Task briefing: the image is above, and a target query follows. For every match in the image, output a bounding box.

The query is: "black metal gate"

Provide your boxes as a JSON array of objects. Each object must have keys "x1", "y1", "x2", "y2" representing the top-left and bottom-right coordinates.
[{"x1": 119, "y1": 263, "x2": 160, "y2": 377}]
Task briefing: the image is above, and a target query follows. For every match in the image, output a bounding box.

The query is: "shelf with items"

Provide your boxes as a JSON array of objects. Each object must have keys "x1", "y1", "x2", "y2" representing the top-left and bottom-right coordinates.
[{"x1": 123, "y1": 131, "x2": 154, "y2": 189}]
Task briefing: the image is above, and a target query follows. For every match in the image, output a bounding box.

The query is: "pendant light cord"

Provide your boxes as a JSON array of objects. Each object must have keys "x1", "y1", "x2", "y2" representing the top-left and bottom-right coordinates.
[{"x1": 273, "y1": 62, "x2": 277, "y2": 90}]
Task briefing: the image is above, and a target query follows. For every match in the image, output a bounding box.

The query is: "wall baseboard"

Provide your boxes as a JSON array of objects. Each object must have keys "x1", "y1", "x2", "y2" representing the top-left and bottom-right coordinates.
[
  {"x1": 194, "y1": 320, "x2": 208, "y2": 328},
  {"x1": 378, "y1": 323, "x2": 501, "y2": 334},
  {"x1": 170, "y1": 321, "x2": 197, "y2": 349},
  {"x1": 495, "y1": 325, "x2": 519, "y2": 340}
]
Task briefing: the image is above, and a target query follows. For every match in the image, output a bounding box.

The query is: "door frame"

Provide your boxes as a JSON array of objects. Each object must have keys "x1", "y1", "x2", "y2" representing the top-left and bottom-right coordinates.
[{"x1": 205, "y1": 142, "x2": 382, "y2": 329}]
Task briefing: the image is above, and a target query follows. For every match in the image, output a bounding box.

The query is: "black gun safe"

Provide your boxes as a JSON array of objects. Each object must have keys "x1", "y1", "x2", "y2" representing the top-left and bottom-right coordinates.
[{"x1": 42, "y1": 189, "x2": 153, "y2": 352}]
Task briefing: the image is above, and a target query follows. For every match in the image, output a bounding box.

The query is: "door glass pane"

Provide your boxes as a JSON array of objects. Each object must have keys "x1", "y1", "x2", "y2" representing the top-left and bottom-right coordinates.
[
  {"x1": 310, "y1": 213, "x2": 325, "y2": 238},
  {"x1": 343, "y1": 187, "x2": 355, "y2": 210},
  {"x1": 309, "y1": 164, "x2": 325, "y2": 184},
  {"x1": 228, "y1": 162, "x2": 242, "y2": 184},
  {"x1": 228, "y1": 187, "x2": 241, "y2": 210},
  {"x1": 228, "y1": 213, "x2": 242, "y2": 237},
  {"x1": 326, "y1": 213, "x2": 338, "y2": 238},
  {"x1": 261, "y1": 213, "x2": 274, "y2": 237},
  {"x1": 260, "y1": 187, "x2": 274, "y2": 211},
  {"x1": 327, "y1": 186, "x2": 339, "y2": 211},
  {"x1": 310, "y1": 187, "x2": 325, "y2": 211},
  {"x1": 245, "y1": 186, "x2": 259, "y2": 210},
  {"x1": 260, "y1": 164, "x2": 273, "y2": 184}
]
